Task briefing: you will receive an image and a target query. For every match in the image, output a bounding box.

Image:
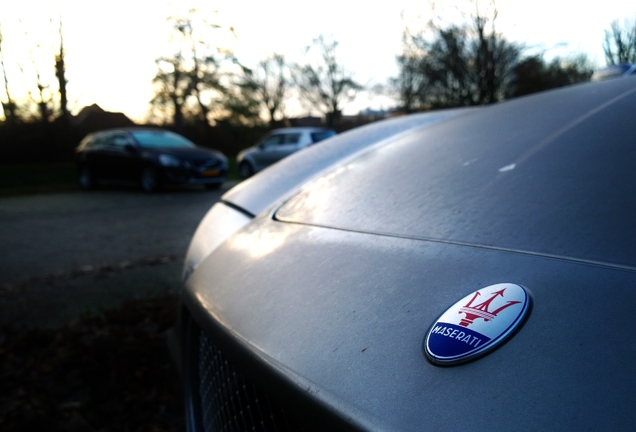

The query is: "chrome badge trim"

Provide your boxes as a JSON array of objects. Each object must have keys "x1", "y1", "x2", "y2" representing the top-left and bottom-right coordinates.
[{"x1": 424, "y1": 283, "x2": 531, "y2": 365}]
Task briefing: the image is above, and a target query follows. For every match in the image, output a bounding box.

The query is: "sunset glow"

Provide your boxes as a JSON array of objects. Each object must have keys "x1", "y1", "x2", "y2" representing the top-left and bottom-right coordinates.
[{"x1": 1, "y1": 0, "x2": 633, "y2": 122}]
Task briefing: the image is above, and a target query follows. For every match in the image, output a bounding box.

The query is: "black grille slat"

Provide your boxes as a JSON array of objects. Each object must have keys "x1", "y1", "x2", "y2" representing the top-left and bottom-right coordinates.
[
  {"x1": 193, "y1": 159, "x2": 221, "y2": 169},
  {"x1": 198, "y1": 331, "x2": 303, "y2": 432}
]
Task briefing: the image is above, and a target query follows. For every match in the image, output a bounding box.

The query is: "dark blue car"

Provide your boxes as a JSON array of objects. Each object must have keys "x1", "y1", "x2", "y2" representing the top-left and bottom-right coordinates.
[{"x1": 76, "y1": 128, "x2": 228, "y2": 192}]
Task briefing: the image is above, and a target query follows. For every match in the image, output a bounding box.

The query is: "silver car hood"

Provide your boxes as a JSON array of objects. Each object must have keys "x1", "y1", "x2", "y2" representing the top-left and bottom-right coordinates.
[
  {"x1": 185, "y1": 78, "x2": 636, "y2": 430},
  {"x1": 223, "y1": 108, "x2": 470, "y2": 217},
  {"x1": 184, "y1": 215, "x2": 636, "y2": 430},
  {"x1": 275, "y1": 78, "x2": 636, "y2": 269}
]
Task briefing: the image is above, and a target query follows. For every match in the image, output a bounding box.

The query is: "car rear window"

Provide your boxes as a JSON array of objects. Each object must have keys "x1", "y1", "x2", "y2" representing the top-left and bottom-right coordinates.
[
  {"x1": 283, "y1": 133, "x2": 301, "y2": 144},
  {"x1": 79, "y1": 134, "x2": 108, "y2": 150},
  {"x1": 310, "y1": 131, "x2": 336, "y2": 143}
]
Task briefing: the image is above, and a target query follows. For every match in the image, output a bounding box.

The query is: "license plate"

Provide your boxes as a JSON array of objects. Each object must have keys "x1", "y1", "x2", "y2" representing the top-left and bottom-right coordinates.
[{"x1": 202, "y1": 169, "x2": 220, "y2": 177}]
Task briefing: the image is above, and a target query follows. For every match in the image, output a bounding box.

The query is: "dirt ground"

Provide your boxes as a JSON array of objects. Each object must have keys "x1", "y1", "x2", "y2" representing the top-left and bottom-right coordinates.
[
  {"x1": 0, "y1": 184, "x2": 237, "y2": 431},
  {"x1": 0, "y1": 256, "x2": 183, "y2": 329},
  {"x1": 0, "y1": 293, "x2": 184, "y2": 432}
]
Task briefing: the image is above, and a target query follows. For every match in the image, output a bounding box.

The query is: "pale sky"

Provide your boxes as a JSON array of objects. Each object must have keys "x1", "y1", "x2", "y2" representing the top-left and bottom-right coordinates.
[{"x1": 1, "y1": 0, "x2": 634, "y2": 122}]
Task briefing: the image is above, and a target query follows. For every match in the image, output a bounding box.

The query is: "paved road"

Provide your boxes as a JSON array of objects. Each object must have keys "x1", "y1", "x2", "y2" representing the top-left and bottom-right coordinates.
[{"x1": 0, "y1": 182, "x2": 238, "y2": 327}]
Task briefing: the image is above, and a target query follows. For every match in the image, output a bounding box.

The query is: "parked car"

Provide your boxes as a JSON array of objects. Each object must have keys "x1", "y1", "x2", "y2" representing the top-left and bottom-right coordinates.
[
  {"x1": 591, "y1": 62, "x2": 634, "y2": 81},
  {"x1": 75, "y1": 128, "x2": 228, "y2": 192},
  {"x1": 236, "y1": 127, "x2": 336, "y2": 177},
  {"x1": 177, "y1": 76, "x2": 636, "y2": 431}
]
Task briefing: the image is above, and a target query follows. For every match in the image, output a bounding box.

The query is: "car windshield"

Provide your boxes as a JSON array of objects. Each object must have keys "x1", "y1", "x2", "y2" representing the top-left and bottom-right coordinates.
[{"x1": 131, "y1": 130, "x2": 195, "y2": 149}]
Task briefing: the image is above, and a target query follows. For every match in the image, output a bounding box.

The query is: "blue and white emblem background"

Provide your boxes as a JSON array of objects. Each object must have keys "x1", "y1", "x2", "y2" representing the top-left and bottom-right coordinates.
[{"x1": 425, "y1": 283, "x2": 530, "y2": 365}]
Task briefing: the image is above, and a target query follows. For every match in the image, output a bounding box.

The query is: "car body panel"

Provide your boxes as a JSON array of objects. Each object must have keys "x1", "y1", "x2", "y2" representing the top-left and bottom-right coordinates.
[
  {"x1": 275, "y1": 79, "x2": 636, "y2": 268},
  {"x1": 81, "y1": 131, "x2": 139, "y2": 181},
  {"x1": 225, "y1": 109, "x2": 469, "y2": 216},
  {"x1": 76, "y1": 128, "x2": 228, "y2": 189},
  {"x1": 184, "y1": 215, "x2": 636, "y2": 431},
  {"x1": 182, "y1": 77, "x2": 636, "y2": 431}
]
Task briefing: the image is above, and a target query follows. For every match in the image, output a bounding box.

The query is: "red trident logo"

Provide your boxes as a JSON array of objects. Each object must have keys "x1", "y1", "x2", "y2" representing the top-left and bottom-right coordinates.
[{"x1": 458, "y1": 288, "x2": 521, "y2": 327}]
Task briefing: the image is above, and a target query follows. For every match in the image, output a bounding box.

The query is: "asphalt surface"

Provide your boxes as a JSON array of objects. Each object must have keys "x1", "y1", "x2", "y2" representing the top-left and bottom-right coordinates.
[{"x1": 0, "y1": 182, "x2": 238, "y2": 327}]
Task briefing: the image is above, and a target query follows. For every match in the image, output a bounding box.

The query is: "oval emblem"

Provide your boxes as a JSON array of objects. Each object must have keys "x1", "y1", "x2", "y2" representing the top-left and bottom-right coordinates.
[{"x1": 424, "y1": 283, "x2": 531, "y2": 365}]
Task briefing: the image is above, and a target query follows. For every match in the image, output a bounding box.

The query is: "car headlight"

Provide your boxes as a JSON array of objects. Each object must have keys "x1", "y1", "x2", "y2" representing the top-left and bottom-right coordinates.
[
  {"x1": 158, "y1": 154, "x2": 182, "y2": 167},
  {"x1": 182, "y1": 202, "x2": 252, "y2": 282}
]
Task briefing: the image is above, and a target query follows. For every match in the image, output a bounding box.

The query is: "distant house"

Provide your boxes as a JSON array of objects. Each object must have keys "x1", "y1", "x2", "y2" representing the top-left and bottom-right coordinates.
[{"x1": 71, "y1": 104, "x2": 135, "y2": 136}]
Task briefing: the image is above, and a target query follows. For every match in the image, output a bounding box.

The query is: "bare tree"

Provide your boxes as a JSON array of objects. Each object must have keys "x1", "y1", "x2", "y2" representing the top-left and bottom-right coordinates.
[
  {"x1": 54, "y1": 17, "x2": 69, "y2": 121},
  {"x1": 394, "y1": 1, "x2": 519, "y2": 110},
  {"x1": 173, "y1": 14, "x2": 225, "y2": 124},
  {"x1": 393, "y1": 29, "x2": 429, "y2": 113},
  {"x1": 29, "y1": 44, "x2": 53, "y2": 123},
  {"x1": 150, "y1": 10, "x2": 229, "y2": 128},
  {"x1": 603, "y1": 18, "x2": 636, "y2": 65},
  {"x1": 7, "y1": 16, "x2": 70, "y2": 123},
  {"x1": 471, "y1": 2, "x2": 518, "y2": 104},
  {"x1": 508, "y1": 54, "x2": 593, "y2": 97},
  {"x1": 0, "y1": 24, "x2": 17, "y2": 123},
  {"x1": 218, "y1": 65, "x2": 262, "y2": 126},
  {"x1": 240, "y1": 54, "x2": 289, "y2": 126},
  {"x1": 294, "y1": 35, "x2": 362, "y2": 128},
  {"x1": 151, "y1": 54, "x2": 190, "y2": 129},
  {"x1": 418, "y1": 25, "x2": 476, "y2": 108}
]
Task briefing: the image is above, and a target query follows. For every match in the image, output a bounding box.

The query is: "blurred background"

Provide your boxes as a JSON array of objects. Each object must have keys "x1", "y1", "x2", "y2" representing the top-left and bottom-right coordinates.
[{"x1": 1, "y1": 0, "x2": 634, "y2": 178}]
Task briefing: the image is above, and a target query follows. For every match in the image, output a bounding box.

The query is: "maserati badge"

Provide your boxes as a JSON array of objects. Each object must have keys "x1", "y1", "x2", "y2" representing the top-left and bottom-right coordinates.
[{"x1": 424, "y1": 283, "x2": 531, "y2": 365}]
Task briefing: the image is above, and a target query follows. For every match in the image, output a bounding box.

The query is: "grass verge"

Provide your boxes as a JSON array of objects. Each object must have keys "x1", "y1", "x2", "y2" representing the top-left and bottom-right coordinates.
[{"x1": 0, "y1": 162, "x2": 79, "y2": 196}]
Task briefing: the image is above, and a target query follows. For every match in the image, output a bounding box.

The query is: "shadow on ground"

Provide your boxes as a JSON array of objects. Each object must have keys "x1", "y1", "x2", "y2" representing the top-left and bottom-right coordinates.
[
  {"x1": 0, "y1": 293, "x2": 185, "y2": 432},
  {"x1": 0, "y1": 241, "x2": 187, "y2": 431}
]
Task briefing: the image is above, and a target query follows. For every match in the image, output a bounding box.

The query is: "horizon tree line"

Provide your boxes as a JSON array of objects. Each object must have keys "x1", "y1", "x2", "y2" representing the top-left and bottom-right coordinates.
[
  {"x1": 1, "y1": 6, "x2": 635, "y2": 128},
  {"x1": 0, "y1": 16, "x2": 70, "y2": 125}
]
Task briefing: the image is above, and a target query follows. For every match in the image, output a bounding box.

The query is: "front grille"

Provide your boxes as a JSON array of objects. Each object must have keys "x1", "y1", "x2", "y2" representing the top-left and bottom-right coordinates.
[
  {"x1": 193, "y1": 159, "x2": 221, "y2": 170},
  {"x1": 197, "y1": 331, "x2": 303, "y2": 432}
]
